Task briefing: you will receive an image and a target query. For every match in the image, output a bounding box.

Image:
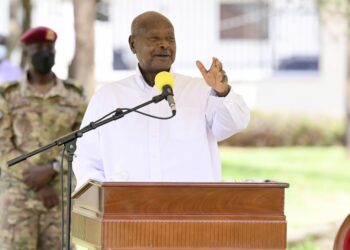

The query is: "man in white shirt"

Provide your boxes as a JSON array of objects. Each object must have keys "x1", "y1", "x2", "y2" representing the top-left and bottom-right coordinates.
[{"x1": 73, "y1": 11, "x2": 250, "y2": 188}]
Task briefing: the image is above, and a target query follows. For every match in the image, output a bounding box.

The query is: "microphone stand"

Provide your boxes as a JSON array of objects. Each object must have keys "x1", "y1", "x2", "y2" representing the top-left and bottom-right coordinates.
[{"x1": 7, "y1": 93, "x2": 166, "y2": 250}]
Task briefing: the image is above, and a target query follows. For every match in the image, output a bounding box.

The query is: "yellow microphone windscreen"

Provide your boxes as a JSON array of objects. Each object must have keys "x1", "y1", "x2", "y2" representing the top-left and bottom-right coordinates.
[{"x1": 155, "y1": 71, "x2": 174, "y2": 92}]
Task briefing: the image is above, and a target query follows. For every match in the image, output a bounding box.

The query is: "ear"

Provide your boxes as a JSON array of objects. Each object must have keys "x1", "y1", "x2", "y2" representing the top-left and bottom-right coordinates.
[{"x1": 128, "y1": 35, "x2": 136, "y2": 54}]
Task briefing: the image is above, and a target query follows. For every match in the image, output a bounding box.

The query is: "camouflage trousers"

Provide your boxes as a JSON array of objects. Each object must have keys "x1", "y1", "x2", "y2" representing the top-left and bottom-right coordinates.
[{"x1": 0, "y1": 178, "x2": 62, "y2": 250}]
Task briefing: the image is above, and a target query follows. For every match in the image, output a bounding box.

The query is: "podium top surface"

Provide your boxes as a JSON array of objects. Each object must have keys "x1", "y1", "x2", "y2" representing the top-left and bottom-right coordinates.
[
  {"x1": 72, "y1": 180, "x2": 289, "y2": 218},
  {"x1": 72, "y1": 180, "x2": 289, "y2": 199}
]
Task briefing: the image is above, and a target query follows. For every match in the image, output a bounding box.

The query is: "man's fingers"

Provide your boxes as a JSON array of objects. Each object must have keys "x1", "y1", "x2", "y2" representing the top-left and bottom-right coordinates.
[
  {"x1": 46, "y1": 196, "x2": 54, "y2": 208},
  {"x1": 222, "y1": 74, "x2": 228, "y2": 83},
  {"x1": 208, "y1": 57, "x2": 223, "y2": 73},
  {"x1": 196, "y1": 60, "x2": 208, "y2": 76},
  {"x1": 23, "y1": 176, "x2": 34, "y2": 188},
  {"x1": 48, "y1": 194, "x2": 59, "y2": 208},
  {"x1": 221, "y1": 70, "x2": 228, "y2": 83},
  {"x1": 33, "y1": 184, "x2": 40, "y2": 192},
  {"x1": 213, "y1": 57, "x2": 223, "y2": 71},
  {"x1": 22, "y1": 169, "x2": 29, "y2": 177}
]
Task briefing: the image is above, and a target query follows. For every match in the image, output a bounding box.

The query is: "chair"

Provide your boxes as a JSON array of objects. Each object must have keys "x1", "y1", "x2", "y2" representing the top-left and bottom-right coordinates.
[{"x1": 334, "y1": 214, "x2": 350, "y2": 250}]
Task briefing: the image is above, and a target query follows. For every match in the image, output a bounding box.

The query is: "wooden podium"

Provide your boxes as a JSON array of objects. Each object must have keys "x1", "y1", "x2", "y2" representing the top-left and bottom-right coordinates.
[{"x1": 72, "y1": 181, "x2": 288, "y2": 250}]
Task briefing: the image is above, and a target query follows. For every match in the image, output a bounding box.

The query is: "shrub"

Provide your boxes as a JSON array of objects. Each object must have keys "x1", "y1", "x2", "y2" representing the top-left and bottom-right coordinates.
[{"x1": 220, "y1": 110, "x2": 345, "y2": 147}]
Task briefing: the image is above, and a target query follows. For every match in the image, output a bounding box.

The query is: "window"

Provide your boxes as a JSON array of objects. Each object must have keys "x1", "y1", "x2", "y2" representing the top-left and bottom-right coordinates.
[
  {"x1": 220, "y1": 2, "x2": 269, "y2": 40},
  {"x1": 219, "y1": 0, "x2": 319, "y2": 74},
  {"x1": 96, "y1": 1, "x2": 109, "y2": 22}
]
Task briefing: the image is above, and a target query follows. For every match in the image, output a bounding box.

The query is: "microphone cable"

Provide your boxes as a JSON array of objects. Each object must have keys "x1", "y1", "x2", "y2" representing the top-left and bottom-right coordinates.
[{"x1": 93, "y1": 106, "x2": 175, "y2": 124}]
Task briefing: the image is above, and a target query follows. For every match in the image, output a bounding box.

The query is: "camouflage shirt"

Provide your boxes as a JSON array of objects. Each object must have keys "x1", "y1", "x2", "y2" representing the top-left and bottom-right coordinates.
[{"x1": 0, "y1": 72, "x2": 86, "y2": 180}]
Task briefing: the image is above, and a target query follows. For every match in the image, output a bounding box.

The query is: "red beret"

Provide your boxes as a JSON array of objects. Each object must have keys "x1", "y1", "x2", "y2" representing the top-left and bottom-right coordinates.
[{"x1": 20, "y1": 26, "x2": 57, "y2": 45}]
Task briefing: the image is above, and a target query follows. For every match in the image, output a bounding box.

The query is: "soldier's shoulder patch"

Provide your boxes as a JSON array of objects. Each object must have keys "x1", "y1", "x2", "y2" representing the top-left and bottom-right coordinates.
[
  {"x1": 0, "y1": 81, "x2": 19, "y2": 97},
  {"x1": 62, "y1": 79, "x2": 84, "y2": 96}
]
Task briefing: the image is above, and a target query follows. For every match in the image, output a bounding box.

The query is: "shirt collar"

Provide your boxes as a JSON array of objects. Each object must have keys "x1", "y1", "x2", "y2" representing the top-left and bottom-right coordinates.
[
  {"x1": 134, "y1": 65, "x2": 174, "y2": 91},
  {"x1": 20, "y1": 70, "x2": 67, "y2": 99},
  {"x1": 135, "y1": 65, "x2": 148, "y2": 90}
]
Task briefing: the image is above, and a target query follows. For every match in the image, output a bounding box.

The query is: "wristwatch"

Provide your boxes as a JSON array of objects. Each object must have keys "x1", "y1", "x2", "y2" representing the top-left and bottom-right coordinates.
[{"x1": 52, "y1": 160, "x2": 60, "y2": 173}]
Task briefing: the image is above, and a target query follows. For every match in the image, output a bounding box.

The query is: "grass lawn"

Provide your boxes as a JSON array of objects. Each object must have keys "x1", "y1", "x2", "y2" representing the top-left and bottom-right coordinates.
[{"x1": 220, "y1": 146, "x2": 350, "y2": 248}]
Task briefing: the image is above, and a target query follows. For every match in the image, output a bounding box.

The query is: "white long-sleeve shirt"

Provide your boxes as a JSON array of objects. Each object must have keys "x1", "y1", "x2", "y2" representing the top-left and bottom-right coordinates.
[{"x1": 73, "y1": 68, "x2": 250, "y2": 188}]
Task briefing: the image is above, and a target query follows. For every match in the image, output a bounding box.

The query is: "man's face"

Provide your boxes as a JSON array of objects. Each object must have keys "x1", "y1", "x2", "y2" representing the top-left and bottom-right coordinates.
[
  {"x1": 26, "y1": 41, "x2": 56, "y2": 74},
  {"x1": 130, "y1": 21, "x2": 176, "y2": 73},
  {"x1": 26, "y1": 41, "x2": 55, "y2": 58}
]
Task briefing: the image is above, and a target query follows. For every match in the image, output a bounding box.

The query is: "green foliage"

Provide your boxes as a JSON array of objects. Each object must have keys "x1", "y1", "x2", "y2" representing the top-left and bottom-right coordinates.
[
  {"x1": 220, "y1": 110, "x2": 344, "y2": 147},
  {"x1": 316, "y1": 0, "x2": 350, "y2": 21},
  {"x1": 221, "y1": 145, "x2": 350, "y2": 232},
  {"x1": 221, "y1": 146, "x2": 350, "y2": 192},
  {"x1": 288, "y1": 238, "x2": 318, "y2": 250},
  {"x1": 317, "y1": 0, "x2": 349, "y2": 11},
  {"x1": 221, "y1": 146, "x2": 350, "y2": 249}
]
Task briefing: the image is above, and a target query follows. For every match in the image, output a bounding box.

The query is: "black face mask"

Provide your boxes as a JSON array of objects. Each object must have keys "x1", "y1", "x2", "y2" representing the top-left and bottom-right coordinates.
[{"x1": 31, "y1": 50, "x2": 55, "y2": 74}]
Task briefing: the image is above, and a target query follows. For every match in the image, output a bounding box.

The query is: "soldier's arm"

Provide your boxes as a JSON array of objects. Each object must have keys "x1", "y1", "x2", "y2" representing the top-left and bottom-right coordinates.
[
  {"x1": 52, "y1": 83, "x2": 87, "y2": 177},
  {"x1": 73, "y1": 95, "x2": 87, "y2": 131},
  {"x1": 0, "y1": 94, "x2": 31, "y2": 177},
  {"x1": 62, "y1": 79, "x2": 87, "y2": 131}
]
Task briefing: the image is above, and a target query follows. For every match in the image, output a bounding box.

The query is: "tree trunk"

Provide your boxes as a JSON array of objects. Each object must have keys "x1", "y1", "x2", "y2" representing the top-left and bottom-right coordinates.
[
  {"x1": 69, "y1": 0, "x2": 97, "y2": 99},
  {"x1": 346, "y1": 37, "x2": 350, "y2": 150},
  {"x1": 8, "y1": 0, "x2": 31, "y2": 68},
  {"x1": 20, "y1": 0, "x2": 32, "y2": 68},
  {"x1": 8, "y1": 0, "x2": 21, "y2": 58}
]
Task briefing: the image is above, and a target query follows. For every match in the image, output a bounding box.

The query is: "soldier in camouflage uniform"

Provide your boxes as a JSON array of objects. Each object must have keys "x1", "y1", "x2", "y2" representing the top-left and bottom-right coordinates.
[{"x1": 0, "y1": 27, "x2": 85, "y2": 250}]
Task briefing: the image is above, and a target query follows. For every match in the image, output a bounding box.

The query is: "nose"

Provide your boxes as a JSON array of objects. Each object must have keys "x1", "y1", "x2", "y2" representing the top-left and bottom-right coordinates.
[{"x1": 158, "y1": 38, "x2": 170, "y2": 49}]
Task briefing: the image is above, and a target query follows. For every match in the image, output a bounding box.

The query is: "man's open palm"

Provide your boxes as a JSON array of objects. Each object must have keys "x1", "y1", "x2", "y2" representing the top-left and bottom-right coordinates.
[{"x1": 196, "y1": 57, "x2": 229, "y2": 96}]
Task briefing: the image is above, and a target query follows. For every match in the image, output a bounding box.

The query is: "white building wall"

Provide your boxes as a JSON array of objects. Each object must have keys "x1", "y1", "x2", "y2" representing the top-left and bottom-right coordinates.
[
  {"x1": 0, "y1": 0, "x2": 10, "y2": 35},
  {"x1": 238, "y1": 16, "x2": 347, "y2": 118}
]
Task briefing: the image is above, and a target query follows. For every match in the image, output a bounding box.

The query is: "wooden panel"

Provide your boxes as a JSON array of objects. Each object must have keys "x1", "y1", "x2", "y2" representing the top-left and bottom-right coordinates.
[
  {"x1": 72, "y1": 181, "x2": 288, "y2": 249},
  {"x1": 102, "y1": 183, "x2": 286, "y2": 215},
  {"x1": 102, "y1": 219, "x2": 286, "y2": 249},
  {"x1": 102, "y1": 214, "x2": 285, "y2": 221},
  {"x1": 72, "y1": 213, "x2": 102, "y2": 247},
  {"x1": 73, "y1": 183, "x2": 103, "y2": 216}
]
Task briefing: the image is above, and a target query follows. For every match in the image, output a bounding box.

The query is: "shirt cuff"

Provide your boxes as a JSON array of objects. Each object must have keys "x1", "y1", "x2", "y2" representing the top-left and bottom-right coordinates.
[{"x1": 209, "y1": 85, "x2": 231, "y2": 97}]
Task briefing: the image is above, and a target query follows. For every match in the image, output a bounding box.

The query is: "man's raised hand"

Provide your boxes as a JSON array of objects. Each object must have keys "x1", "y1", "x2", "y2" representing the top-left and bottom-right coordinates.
[{"x1": 196, "y1": 57, "x2": 230, "y2": 97}]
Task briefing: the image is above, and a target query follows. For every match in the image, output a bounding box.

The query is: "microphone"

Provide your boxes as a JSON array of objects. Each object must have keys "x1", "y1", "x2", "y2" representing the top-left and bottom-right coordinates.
[{"x1": 155, "y1": 71, "x2": 176, "y2": 115}]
